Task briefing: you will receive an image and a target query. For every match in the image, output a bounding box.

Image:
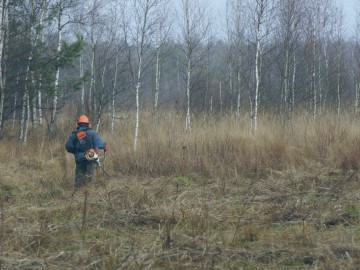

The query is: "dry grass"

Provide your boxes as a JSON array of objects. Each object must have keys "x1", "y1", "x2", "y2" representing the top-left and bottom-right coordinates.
[{"x1": 1, "y1": 110, "x2": 360, "y2": 269}]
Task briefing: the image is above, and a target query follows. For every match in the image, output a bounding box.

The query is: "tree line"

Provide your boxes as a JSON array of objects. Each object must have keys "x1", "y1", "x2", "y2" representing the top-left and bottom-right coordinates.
[{"x1": 0, "y1": 0, "x2": 358, "y2": 147}]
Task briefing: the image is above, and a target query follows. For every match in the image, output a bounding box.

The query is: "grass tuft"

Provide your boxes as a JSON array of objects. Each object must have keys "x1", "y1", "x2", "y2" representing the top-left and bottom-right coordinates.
[{"x1": 1, "y1": 110, "x2": 360, "y2": 268}]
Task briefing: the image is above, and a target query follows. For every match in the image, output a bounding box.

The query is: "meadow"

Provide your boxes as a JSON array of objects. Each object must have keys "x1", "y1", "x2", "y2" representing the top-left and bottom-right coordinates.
[{"x1": 1, "y1": 110, "x2": 360, "y2": 269}]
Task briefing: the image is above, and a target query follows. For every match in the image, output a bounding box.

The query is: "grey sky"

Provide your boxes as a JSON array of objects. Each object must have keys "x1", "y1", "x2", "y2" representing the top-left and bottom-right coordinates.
[{"x1": 209, "y1": 0, "x2": 358, "y2": 37}]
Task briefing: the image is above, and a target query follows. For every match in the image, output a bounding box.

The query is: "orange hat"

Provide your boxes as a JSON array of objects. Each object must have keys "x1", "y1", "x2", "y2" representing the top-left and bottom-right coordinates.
[{"x1": 77, "y1": 115, "x2": 90, "y2": 124}]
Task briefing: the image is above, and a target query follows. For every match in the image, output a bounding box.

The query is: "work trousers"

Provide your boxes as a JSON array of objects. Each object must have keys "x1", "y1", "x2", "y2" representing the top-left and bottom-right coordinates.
[{"x1": 75, "y1": 160, "x2": 97, "y2": 188}]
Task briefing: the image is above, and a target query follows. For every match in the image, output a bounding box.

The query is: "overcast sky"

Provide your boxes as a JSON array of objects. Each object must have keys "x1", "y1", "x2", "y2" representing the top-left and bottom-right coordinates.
[{"x1": 208, "y1": 0, "x2": 358, "y2": 37}]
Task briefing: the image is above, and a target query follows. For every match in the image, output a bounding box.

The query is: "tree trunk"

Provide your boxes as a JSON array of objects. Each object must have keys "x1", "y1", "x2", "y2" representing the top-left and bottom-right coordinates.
[
  {"x1": 236, "y1": 53, "x2": 242, "y2": 119},
  {"x1": 311, "y1": 22, "x2": 316, "y2": 121},
  {"x1": 133, "y1": 55, "x2": 142, "y2": 152},
  {"x1": 228, "y1": 61, "x2": 233, "y2": 112},
  {"x1": 219, "y1": 81, "x2": 223, "y2": 116},
  {"x1": 80, "y1": 52, "x2": 85, "y2": 114},
  {"x1": 355, "y1": 80, "x2": 359, "y2": 115},
  {"x1": 253, "y1": 0, "x2": 266, "y2": 134},
  {"x1": 336, "y1": 53, "x2": 341, "y2": 117},
  {"x1": 185, "y1": 56, "x2": 191, "y2": 132},
  {"x1": 23, "y1": 89, "x2": 30, "y2": 143},
  {"x1": 291, "y1": 52, "x2": 296, "y2": 115},
  {"x1": 38, "y1": 89, "x2": 42, "y2": 126},
  {"x1": 89, "y1": 46, "x2": 95, "y2": 117},
  {"x1": 0, "y1": 0, "x2": 8, "y2": 133},
  {"x1": 50, "y1": 0, "x2": 63, "y2": 133},
  {"x1": 153, "y1": 46, "x2": 160, "y2": 123},
  {"x1": 95, "y1": 65, "x2": 107, "y2": 131},
  {"x1": 111, "y1": 51, "x2": 119, "y2": 134},
  {"x1": 12, "y1": 91, "x2": 16, "y2": 128},
  {"x1": 19, "y1": 91, "x2": 27, "y2": 141}
]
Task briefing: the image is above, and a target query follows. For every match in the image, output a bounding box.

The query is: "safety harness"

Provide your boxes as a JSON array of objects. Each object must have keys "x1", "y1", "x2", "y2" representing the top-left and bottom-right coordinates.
[{"x1": 74, "y1": 129, "x2": 99, "y2": 162}]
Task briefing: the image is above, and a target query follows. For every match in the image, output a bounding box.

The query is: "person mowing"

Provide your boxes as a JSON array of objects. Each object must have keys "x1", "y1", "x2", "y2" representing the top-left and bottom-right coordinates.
[{"x1": 65, "y1": 115, "x2": 108, "y2": 189}]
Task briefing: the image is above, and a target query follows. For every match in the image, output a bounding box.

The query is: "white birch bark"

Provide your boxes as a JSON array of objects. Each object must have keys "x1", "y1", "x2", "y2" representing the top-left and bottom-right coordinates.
[
  {"x1": 0, "y1": 0, "x2": 8, "y2": 132},
  {"x1": 38, "y1": 89, "x2": 42, "y2": 126},
  {"x1": 335, "y1": 12, "x2": 343, "y2": 118},
  {"x1": 95, "y1": 65, "x2": 107, "y2": 131},
  {"x1": 132, "y1": 0, "x2": 161, "y2": 152},
  {"x1": 21, "y1": 0, "x2": 35, "y2": 141},
  {"x1": 23, "y1": 88, "x2": 30, "y2": 143},
  {"x1": 253, "y1": 0, "x2": 264, "y2": 133},
  {"x1": 219, "y1": 81, "x2": 223, "y2": 116},
  {"x1": 153, "y1": 7, "x2": 168, "y2": 123},
  {"x1": 236, "y1": 66, "x2": 241, "y2": 118},
  {"x1": 80, "y1": 52, "x2": 85, "y2": 113},
  {"x1": 184, "y1": 0, "x2": 192, "y2": 132},
  {"x1": 312, "y1": 26, "x2": 316, "y2": 121},
  {"x1": 228, "y1": 61, "x2": 233, "y2": 112},
  {"x1": 28, "y1": 0, "x2": 47, "y2": 128},
  {"x1": 37, "y1": 0, "x2": 47, "y2": 127},
  {"x1": 185, "y1": 55, "x2": 191, "y2": 132},
  {"x1": 50, "y1": 0, "x2": 63, "y2": 131},
  {"x1": 134, "y1": 56, "x2": 142, "y2": 152},
  {"x1": 322, "y1": 44, "x2": 329, "y2": 111},
  {"x1": 282, "y1": 46, "x2": 289, "y2": 117},
  {"x1": 356, "y1": 80, "x2": 359, "y2": 115},
  {"x1": 336, "y1": 53, "x2": 341, "y2": 117},
  {"x1": 318, "y1": 54, "x2": 322, "y2": 115},
  {"x1": 291, "y1": 52, "x2": 296, "y2": 115},
  {"x1": 153, "y1": 46, "x2": 160, "y2": 123},
  {"x1": 19, "y1": 91, "x2": 27, "y2": 141},
  {"x1": 12, "y1": 91, "x2": 16, "y2": 128},
  {"x1": 254, "y1": 37, "x2": 261, "y2": 133},
  {"x1": 21, "y1": 57, "x2": 31, "y2": 141},
  {"x1": 180, "y1": 0, "x2": 210, "y2": 131},
  {"x1": 31, "y1": 95, "x2": 37, "y2": 127},
  {"x1": 89, "y1": 45, "x2": 95, "y2": 115},
  {"x1": 233, "y1": 0, "x2": 244, "y2": 119},
  {"x1": 111, "y1": 51, "x2": 119, "y2": 134}
]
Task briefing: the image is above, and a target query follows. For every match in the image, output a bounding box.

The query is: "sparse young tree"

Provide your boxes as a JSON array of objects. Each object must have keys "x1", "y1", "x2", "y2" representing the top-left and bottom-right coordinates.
[
  {"x1": 226, "y1": 0, "x2": 246, "y2": 119},
  {"x1": 178, "y1": 0, "x2": 210, "y2": 132},
  {"x1": 250, "y1": 0, "x2": 276, "y2": 133},
  {"x1": 123, "y1": 0, "x2": 168, "y2": 151},
  {"x1": 49, "y1": 0, "x2": 84, "y2": 133},
  {"x1": 153, "y1": 0, "x2": 170, "y2": 123},
  {"x1": 276, "y1": 0, "x2": 302, "y2": 120},
  {"x1": 330, "y1": 5, "x2": 344, "y2": 117}
]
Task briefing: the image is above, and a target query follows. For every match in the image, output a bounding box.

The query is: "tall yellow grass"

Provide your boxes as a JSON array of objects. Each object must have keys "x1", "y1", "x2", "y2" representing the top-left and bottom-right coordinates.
[
  {"x1": 1, "y1": 110, "x2": 360, "y2": 269},
  {"x1": 1, "y1": 110, "x2": 360, "y2": 179}
]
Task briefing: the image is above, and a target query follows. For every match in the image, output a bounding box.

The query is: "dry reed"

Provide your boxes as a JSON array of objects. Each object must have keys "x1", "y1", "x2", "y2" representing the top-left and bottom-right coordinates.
[{"x1": 0, "y1": 110, "x2": 360, "y2": 269}]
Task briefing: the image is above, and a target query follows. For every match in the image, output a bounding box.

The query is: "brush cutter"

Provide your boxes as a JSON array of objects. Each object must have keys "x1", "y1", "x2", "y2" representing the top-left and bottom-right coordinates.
[{"x1": 85, "y1": 148, "x2": 110, "y2": 178}]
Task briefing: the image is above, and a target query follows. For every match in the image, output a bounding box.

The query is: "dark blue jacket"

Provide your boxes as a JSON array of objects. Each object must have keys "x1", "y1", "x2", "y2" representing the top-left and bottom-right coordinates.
[{"x1": 65, "y1": 125, "x2": 106, "y2": 163}]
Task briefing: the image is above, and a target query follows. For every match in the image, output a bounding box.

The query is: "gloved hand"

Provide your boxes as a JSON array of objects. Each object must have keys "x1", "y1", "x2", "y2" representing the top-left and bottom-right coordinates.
[{"x1": 104, "y1": 145, "x2": 108, "y2": 152}]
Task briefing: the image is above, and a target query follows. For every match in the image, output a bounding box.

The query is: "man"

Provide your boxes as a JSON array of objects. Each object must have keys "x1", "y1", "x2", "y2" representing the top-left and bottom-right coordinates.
[{"x1": 65, "y1": 115, "x2": 108, "y2": 188}]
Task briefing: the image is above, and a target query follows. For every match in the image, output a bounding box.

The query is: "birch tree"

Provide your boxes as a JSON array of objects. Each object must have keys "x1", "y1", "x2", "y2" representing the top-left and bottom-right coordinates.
[
  {"x1": 302, "y1": 0, "x2": 332, "y2": 119},
  {"x1": 226, "y1": 0, "x2": 246, "y2": 119},
  {"x1": 49, "y1": 0, "x2": 83, "y2": 133},
  {"x1": 330, "y1": 5, "x2": 344, "y2": 117},
  {"x1": 250, "y1": 0, "x2": 275, "y2": 133},
  {"x1": 125, "y1": 0, "x2": 167, "y2": 151},
  {"x1": 19, "y1": 0, "x2": 44, "y2": 142},
  {"x1": 179, "y1": 0, "x2": 210, "y2": 132},
  {"x1": 277, "y1": 0, "x2": 302, "y2": 120},
  {"x1": 153, "y1": 0, "x2": 170, "y2": 123},
  {"x1": 49, "y1": 0, "x2": 64, "y2": 133}
]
